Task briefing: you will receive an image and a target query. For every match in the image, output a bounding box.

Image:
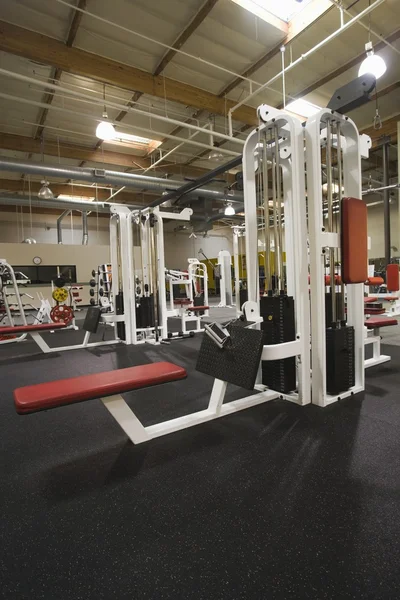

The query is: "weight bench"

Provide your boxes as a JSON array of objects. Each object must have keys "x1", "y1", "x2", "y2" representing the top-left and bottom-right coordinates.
[
  {"x1": 14, "y1": 362, "x2": 187, "y2": 444},
  {"x1": 0, "y1": 322, "x2": 67, "y2": 344},
  {"x1": 364, "y1": 315, "x2": 398, "y2": 369}
]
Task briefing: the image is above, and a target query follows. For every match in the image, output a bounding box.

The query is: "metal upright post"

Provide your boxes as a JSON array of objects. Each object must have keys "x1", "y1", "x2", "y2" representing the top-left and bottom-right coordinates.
[{"x1": 382, "y1": 138, "x2": 391, "y2": 265}]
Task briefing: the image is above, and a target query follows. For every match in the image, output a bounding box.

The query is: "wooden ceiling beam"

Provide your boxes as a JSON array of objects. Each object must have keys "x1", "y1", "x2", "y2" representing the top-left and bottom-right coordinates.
[
  {"x1": 0, "y1": 20, "x2": 257, "y2": 126},
  {"x1": 35, "y1": 0, "x2": 87, "y2": 140}
]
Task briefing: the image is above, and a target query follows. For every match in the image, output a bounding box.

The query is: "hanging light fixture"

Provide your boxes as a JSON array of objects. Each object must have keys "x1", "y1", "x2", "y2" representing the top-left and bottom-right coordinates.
[
  {"x1": 96, "y1": 84, "x2": 116, "y2": 140},
  {"x1": 224, "y1": 202, "x2": 235, "y2": 216},
  {"x1": 38, "y1": 180, "x2": 54, "y2": 200},
  {"x1": 358, "y1": 41, "x2": 386, "y2": 80}
]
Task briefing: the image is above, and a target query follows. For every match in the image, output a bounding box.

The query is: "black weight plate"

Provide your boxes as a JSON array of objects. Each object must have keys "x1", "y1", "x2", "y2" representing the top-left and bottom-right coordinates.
[
  {"x1": 89, "y1": 289, "x2": 95, "y2": 297},
  {"x1": 91, "y1": 269, "x2": 96, "y2": 277},
  {"x1": 89, "y1": 279, "x2": 96, "y2": 287}
]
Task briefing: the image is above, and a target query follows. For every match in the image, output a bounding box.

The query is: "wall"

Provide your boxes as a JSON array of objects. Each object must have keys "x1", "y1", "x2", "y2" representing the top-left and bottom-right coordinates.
[
  {"x1": 0, "y1": 211, "x2": 110, "y2": 245},
  {"x1": 0, "y1": 243, "x2": 110, "y2": 306},
  {"x1": 366, "y1": 198, "x2": 400, "y2": 260},
  {"x1": 164, "y1": 227, "x2": 233, "y2": 270}
]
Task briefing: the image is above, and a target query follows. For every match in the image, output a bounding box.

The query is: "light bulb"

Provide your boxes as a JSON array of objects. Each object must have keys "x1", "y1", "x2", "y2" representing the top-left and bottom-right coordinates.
[
  {"x1": 38, "y1": 180, "x2": 54, "y2": 200},
  {"x1": 359, "y1": 43, "x2": 386, "y2": 79},
  {"x1": 224, "y1": 203, "x2": 235, "y2": 216},
  {"x1": 96, "y1": 119, "x2": 116, "y2": 140},
  {"x1": 208, "y1": 150, "x2": 224, "y2": 162}
]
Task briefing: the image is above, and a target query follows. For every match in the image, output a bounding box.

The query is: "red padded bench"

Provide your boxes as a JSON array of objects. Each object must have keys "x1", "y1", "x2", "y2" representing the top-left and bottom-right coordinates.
[
  {"x1": 0, "y1": 323, "x2": 66, "y2": 335},
  {"x1": 364, "y1": 297, "x2": 378, "y2": 303},
  {"x1": 364, "y1": 308, "x2": 385, "y2": 315},
  {"x1": 14, "y1": 362, "x2": 187, "y2": 415},
  {"x1": 187, "y1": 305, "x2": 209, "y2": 311},
  {"x1": 365, "y1": 316, "x2": 398, "y2": 329}
]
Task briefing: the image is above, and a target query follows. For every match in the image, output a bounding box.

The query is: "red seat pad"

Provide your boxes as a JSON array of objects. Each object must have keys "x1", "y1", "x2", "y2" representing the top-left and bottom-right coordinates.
[
  {"x1": 365, "y1": 316, "x2": 398, "y2": 329},
  {"x1": 0, "y1": 323, "x2": 66, "y2": 335},
  {"x1": 187, "y1": 306, "x2": 209, "y2": 311},
  {"x1": 386, "y1": 264, "x2": 399, "y2": 292},
  {"x1": 366, "y1": 276, "x2": 384, "y2": 286},
  {"x1": 364, "y1": 297, "x2": 378, "y2": 303},
  {"x1": 364, "y1": 308, "x2": 385, "y2": 315},
  {"x1": 14, "y1": 362, "x2": 187, "y2": 415}
]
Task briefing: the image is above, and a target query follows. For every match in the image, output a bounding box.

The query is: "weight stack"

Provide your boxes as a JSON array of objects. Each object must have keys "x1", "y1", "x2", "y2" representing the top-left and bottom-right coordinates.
[
  {"x1": 239, "y1": 288, "x2": 248, "y2": 309},
  {"x1": 326, "y1": 325, "x2": 355, "y2": 395},
  {"x1": 260, "y1": 295, "x2": 296, "y2": 394},
  {"x1": 115, "y1": 292, "x2": 126, "y2": 341}
]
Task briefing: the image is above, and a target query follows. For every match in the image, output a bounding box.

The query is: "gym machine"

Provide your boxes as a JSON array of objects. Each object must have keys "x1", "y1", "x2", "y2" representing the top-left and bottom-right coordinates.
[
  {"x1": 306, "y1": 108, "x2": 369, "y2": 406},
  {"x1": 241, "y1": 107, "x2": 311, "y2": 405}
]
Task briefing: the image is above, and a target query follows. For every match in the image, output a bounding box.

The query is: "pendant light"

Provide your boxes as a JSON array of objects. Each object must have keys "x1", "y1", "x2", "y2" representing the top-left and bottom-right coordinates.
[{"x1": 96, "y1": 84, "x2": 116, "y2": 140}]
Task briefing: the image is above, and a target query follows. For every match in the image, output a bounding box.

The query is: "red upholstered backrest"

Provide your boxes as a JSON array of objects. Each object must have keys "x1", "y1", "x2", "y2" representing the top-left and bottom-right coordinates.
[
  {"x1": 341, "y1": 197, "x2": 368, "y2": 284},
  {"x1": 386, "y1": 264, "x2": 399, "y2": 292}
]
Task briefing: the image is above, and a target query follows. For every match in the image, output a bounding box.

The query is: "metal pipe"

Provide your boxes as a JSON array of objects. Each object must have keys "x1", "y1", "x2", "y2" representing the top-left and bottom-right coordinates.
[
  {"x1": 0, "y1": 193, "x2": 116, "y2": 212},
  {"x1": 57, "y1": 209, "x2": 71, "y2": 244},
  {"x1": 0, "y1": 157, "x2": 245, "y2": 204},
  {"x1": 263, "y1": 133, "x2": 270, "y2": 291},
  {"x1": 229, "y1": 0, "x2": 386, "y2": 116},
  {"x1": 82, "y1": 211, "x2": 89, "y2": 245},
  {"x1": 362, "y1": 183, "x2": 400, "y2": 194},
  {"x1": 382, "y1": 139, "x2": 391, "y2": 265},
  {"x1": 149, "y1": 155, "x2": 242, "y2": 208}
]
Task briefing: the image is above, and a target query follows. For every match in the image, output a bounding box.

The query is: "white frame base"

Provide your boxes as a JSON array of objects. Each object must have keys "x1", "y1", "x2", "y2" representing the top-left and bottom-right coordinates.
[{"x1": 101, "y1": 378, "x2": 279, "y2": 445}]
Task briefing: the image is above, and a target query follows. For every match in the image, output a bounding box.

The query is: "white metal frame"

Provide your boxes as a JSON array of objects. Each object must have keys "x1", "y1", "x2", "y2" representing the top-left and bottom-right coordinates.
[
  {"x1": 306, "y1": 109, "x2": 365, "y2": 406},
  {"x1": 243, "y1": 111, "x2": 311, "y2": 406}
]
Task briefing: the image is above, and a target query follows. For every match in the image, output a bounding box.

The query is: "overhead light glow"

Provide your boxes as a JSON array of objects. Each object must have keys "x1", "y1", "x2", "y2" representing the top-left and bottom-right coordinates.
[
  {"x1": 285, "y1": 98, "x2": 321, "y2": 118},
  {"x1": 230, "y1": 0, "x2": 312, "y2": 23},
  {"x1": 208, "y1": 150, "x2": 224, "y2": 162},
  {"x1": 96, "y1": 117, "x2": 116, "y2": 141},
  {"x1": 224, "y1": 203, "x2": 235, "y2": 216},
  {"x1": 359, "y1": 42, "x2": 386, "y2": 79},
  {"x1": 58, "y1": 195, "x2": 95, "y2": 202}
]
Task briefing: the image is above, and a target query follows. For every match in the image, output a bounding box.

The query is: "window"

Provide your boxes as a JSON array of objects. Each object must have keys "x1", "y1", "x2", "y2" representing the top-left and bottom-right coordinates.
[{"x1": 14, "y1": 265, "x2": 77, "y2": 285}]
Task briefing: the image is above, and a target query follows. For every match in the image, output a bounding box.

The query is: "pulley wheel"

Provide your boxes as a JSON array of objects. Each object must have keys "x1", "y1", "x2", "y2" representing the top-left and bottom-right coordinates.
[
  {"x1": 52, "y1": 287, "x2": 69, "y2": 303},
  {"x1": 50, "y1": 305, "x2": 74, "y2": 325}
]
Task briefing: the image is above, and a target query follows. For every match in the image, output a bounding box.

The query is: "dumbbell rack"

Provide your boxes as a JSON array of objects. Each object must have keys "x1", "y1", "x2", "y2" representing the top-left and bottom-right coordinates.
[{"x1": 98, "y1": 264, "x2": 113, "y2": 309}]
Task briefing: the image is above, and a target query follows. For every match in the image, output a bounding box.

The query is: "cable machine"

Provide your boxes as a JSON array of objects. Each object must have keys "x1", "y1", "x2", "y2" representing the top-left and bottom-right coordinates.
[
  {"x1": 242, "y1": 107, "x2": 311, "y2": 405},
  {"x1": 306, "y1": 108, "x2": 369, "y2": 406}
]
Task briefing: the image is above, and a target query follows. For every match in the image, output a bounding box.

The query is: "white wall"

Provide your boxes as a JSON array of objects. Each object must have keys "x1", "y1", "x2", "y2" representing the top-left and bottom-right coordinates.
[
  {"x1": 0, "y1": 211, "x2": 110, "y2": 245},
  {"x1": 164, "y1": 227, "x2": 233, "y2": 270}
]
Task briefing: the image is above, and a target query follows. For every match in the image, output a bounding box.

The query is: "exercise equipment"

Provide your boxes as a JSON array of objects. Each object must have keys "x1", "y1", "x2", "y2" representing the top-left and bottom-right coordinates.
[
  {"x1": 52, "y1": 287, "x2": 69, "y2": 303},
  {"x1": 306, "y1": 107, "x2": 370, "y2": 406},
  {"x1": 50, "y1": 305, "x2": 74, "y2": 325}
]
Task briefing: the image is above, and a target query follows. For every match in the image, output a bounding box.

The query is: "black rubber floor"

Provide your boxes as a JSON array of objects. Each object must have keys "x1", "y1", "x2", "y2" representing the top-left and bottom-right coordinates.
[{"x1": 1, "y1": 333, "x2": 400, "y2": 599}]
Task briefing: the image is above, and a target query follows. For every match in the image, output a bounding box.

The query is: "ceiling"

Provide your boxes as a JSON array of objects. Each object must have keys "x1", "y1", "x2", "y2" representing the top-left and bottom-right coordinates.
[{"x1": 0, "y1": 0, "x2": 398, "y2": 207}]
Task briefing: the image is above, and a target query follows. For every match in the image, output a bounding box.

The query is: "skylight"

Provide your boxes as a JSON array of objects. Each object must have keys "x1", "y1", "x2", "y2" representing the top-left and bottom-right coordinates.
[
  {"x1": 104, "y1": 131, "x2": 162, "y2": 151},
  {"x1": 285, "y1": 98, "x2": 321, "y2": 118},
  {"x1": 230, "y1": 0, "x2": 313, "y2": 23}
]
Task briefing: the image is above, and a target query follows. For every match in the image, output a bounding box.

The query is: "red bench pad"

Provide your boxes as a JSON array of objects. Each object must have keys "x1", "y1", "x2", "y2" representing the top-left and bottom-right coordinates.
[
  {"x1": 365, "y1": 317, "x2": 398, "y2": 329},
  {"x1": 364, "y1": 297, "x2": 378, "y2": 303},
  {"x1": 187, "y1": 305, "x2": 209, "y2": 311},
  {"x1": 364, "y1": 308, "x2": 385, "y2": 315},
  {"x1": 14, "y1": 362, "x2": 187, "y2": 415},
  {"x1": 0, "y1": 323, "x2": 66, "y2": 335}
]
